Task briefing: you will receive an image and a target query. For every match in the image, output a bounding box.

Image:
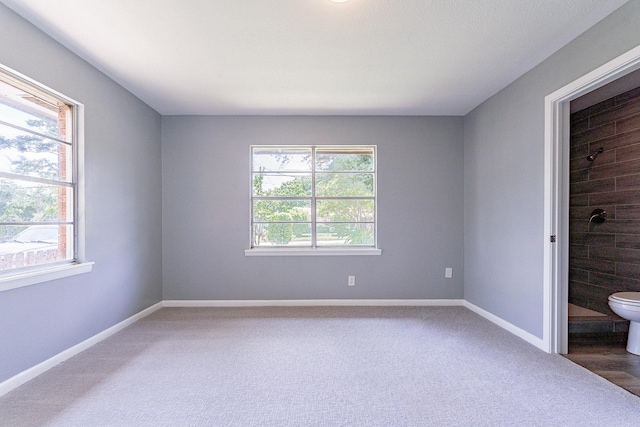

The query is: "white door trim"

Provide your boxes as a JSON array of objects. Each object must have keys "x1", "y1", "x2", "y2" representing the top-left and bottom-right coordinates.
[{"x1": 543, "y1": 45, "x2": 640, "y2": 354}]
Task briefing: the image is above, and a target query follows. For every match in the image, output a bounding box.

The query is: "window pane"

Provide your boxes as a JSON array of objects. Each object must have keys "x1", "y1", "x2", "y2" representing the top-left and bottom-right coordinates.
[
  {"x1": 250, "y1": 145, "x2": 376, "y2": 250},
  {"x1": 253, "y1": 223, "x2": 312, "y2": 247},
  {"x1": 315, "y1": 173, "x2": 374, "y2": 197},
  {"x1": 0, "y1": 179, "x2": 73, "y2": 223},
  {"x1": 0, "y1": 79, "x2": 70, "y2": 142},
  {"x1": 253, "y1": 200, "x2": 311, "y2": 222},
  {"x1": 0, "y1": 68, "x2": 77, "y2": 275},
  {"x1": 252, "y1": 147, "x2": 311, "y2": 172},
  {"x1": 316, "y1": 199, "x2": 374, "y2": 222},
  {"x1": 0, "y1": 124, "x2": 72, "y2": 182},
  {"x1": 315, "y1": 147, "x2": 374, "y2": 171},
  {"x1": 316, "y1": 223, "x2": 374, "y2": 246},
  {"x1": 253, "y1": 173, "x2": 312, "y2": 197},
  {"x1": 0, "y1": 224, "x2": 73, "y2": 271}
]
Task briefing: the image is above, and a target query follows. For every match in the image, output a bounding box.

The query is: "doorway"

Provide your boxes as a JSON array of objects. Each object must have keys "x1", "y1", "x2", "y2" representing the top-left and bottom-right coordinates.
[
  {"x1": 567, "y1": 77, "x2": 640, "y2": 343},
  {"x1": 544, "y1": 45, "x2": 640, "y2": 354}
]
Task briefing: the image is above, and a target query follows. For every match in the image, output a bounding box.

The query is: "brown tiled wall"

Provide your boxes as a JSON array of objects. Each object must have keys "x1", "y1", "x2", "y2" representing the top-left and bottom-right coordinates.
[{"x1": 570, "y1": 87, "x2": 640, "y2": 314}]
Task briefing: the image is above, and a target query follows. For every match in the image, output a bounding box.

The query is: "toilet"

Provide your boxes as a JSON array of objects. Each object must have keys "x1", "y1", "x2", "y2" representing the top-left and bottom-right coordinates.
[{"x1": 608, "y1": 292, "x2": 640, "y2": 355}]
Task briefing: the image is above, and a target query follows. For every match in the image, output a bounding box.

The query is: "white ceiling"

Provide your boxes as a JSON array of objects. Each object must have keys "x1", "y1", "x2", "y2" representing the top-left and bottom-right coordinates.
[{"x1": 0, "y1": 0, "x2": 630, "y2": 115}]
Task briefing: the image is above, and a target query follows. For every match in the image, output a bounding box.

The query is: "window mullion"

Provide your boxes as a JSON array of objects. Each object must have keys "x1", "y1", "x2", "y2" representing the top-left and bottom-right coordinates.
[
  {"x1": 311, "y1": 147, "x2": 317, "y2": 248},
  {"x1": 0, "y1": 119, "x2": 71, "y2": 146},
  {"x1": 0, "y1": 171, "x2": 74, "y2": 187},
  {"x1": 0, "y1": 221, "x2": 73, "y2": 226}
]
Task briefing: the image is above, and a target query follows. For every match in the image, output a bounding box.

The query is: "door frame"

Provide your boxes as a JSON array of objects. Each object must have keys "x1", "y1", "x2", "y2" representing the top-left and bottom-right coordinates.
[{"x1": 543, "y1": 45, "x2": 640, "y2": 354}]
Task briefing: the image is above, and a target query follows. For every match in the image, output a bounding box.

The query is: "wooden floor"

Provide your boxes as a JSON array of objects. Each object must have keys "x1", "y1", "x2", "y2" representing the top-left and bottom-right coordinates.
[{"x1": 565, "y1": 334, "x2": 640, "y2": 397}]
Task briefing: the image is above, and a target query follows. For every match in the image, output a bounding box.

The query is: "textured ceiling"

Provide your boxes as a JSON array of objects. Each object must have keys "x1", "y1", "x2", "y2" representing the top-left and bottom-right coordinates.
[{"x1": 0, "y1": 0, "x2": 630, "y2": 115}]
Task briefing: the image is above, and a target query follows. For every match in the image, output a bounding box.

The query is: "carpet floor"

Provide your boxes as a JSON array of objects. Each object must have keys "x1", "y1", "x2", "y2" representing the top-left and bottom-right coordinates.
[{"x1": 1, "y1": 306, "x2": 639, "y2": 426}]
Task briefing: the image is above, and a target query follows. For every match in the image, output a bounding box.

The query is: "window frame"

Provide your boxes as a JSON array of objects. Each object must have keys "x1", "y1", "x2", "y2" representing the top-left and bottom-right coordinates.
[
  {"x1": 0, "y1": 64, "x2": 92, "y2": 292},
  {"x1": 246, "y1": 145, "x2": 381, "y2": 256}
]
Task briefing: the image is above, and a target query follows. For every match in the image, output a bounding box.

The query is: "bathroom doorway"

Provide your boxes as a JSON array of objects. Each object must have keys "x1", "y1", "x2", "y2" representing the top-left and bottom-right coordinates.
[
  {"x1": 567, "y1": 74, "x2": 640, "y2": 348},
  {"x1": 544, "y1": 45, "x2": 640, "y2": 355}
]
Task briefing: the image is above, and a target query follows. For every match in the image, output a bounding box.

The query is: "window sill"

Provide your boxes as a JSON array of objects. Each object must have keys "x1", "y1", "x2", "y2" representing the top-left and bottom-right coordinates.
[
  {"x1": 0, "y1": 262, "x2": 94, "y2": 293},
  {"x1": 244, "y1": 248, "x2": 382, "y2": 257}
]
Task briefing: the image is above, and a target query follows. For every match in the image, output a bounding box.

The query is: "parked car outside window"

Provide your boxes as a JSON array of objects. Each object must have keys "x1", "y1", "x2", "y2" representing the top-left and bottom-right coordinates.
[{"x1": 0, "y1": 225, "x2": 62, "y2": 270}]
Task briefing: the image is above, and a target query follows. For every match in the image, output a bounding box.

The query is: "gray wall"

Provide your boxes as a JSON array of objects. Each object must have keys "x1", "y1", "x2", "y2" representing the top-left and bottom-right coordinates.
[
  {"x1": 464, "y1": 0, "x2": 640, "y2": 337},
  {"x1": 0, "y1": 4, "x2": 163, "y2": 383},
  {"x1": 162, "y1": 116, "x2": 464, "y2": 300}
]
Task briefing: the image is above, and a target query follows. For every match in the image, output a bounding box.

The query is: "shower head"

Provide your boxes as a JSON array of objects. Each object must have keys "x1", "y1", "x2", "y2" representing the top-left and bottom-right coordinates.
[{"x1": 586, "y1": 147, "x2": 604, "y2": 162}]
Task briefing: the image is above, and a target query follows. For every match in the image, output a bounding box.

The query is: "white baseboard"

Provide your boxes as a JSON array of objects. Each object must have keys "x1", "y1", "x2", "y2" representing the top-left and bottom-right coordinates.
[
  {"x1": 463, "y1": 300, "x2": 546, "y2": 351},
  {"x1": 0, "y1": 302, "x2": 163, "y2": 398},
  {"x1": 162, "y1": 299, "x2": 465, "y2": 307}
]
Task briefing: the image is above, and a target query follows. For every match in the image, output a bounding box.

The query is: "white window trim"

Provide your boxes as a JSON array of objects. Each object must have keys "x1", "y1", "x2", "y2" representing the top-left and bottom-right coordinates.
[
  {"x1": 246, "y1": 145, "x2": 381, "y2": 256},
  {"x1": 0, "y1": 262, "x2": 94, "y2": 292},
  {"x1": 244, "y1": 247, "x2": 381, "y2": 256},
  {"x1": 0, "y1": 64, "x2": 92, "y2": 292}
]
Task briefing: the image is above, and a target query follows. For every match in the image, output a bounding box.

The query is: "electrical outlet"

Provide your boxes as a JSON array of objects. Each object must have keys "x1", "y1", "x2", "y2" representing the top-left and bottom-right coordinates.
[
  {"x1": 445, "y1": 268, "x2": 453, "y2": 279},
  {"x1": 348, "y1": 276, "x2": 355, "y2": 286}
]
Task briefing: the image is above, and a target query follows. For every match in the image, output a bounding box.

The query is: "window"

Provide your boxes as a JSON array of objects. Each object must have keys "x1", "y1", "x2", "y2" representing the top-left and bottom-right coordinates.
[
  {"x1": 250, "y1": 145, "x2": 377, "y2": 251},
  {"x1": 0, "y1": 66, "x2": 82, "y2": 279}
]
